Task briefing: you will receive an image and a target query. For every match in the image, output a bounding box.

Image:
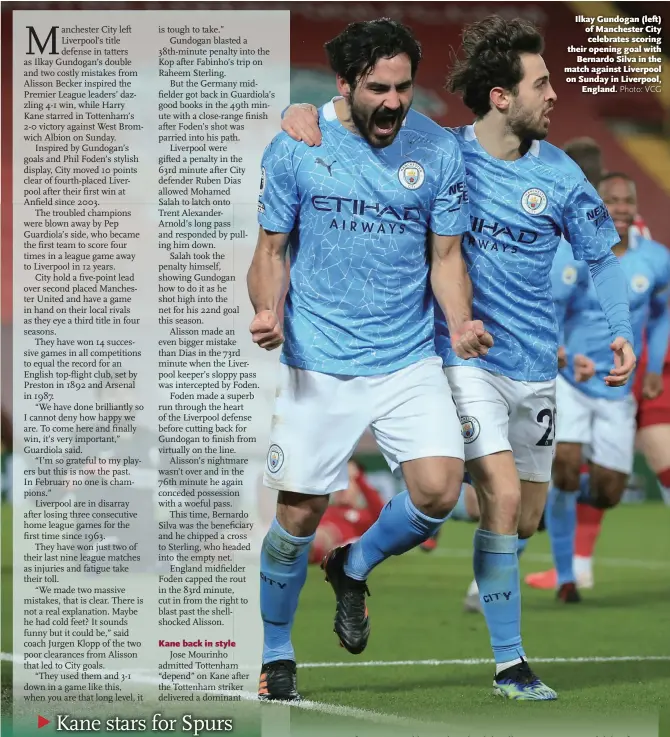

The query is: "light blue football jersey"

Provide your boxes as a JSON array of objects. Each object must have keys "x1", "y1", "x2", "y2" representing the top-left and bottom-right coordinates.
[
  {"x1": 258, "y1": 101, "x2": 470, "y2": 376},
  {"x1": 563, "y1": 232, "x2": 670, "y2": 399},
  {"x1": 436, "y1": 124, "x2": 620, "y2": 382},
  {"x1": 551, "y1": 237, "x2": 589, "y2": 344}
]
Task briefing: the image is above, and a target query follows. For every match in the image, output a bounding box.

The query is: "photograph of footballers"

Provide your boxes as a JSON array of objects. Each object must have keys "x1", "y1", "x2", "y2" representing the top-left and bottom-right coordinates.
[{"x1": 248, "y1": 1, "x2": 669, "y2": 723}]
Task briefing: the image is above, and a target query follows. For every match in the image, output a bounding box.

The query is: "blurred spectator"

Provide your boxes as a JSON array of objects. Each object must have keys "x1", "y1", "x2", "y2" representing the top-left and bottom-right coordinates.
[
  {"x1": 563, "y1": 137, "x2": 603, "y2": 188},
  {"x1": 308, "y1": 460, "x2": 385, "y2": 564}
]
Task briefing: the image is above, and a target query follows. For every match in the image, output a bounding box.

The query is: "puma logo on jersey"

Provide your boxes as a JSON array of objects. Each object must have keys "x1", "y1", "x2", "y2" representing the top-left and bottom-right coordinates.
[{"x1": 315, "y1": 158, "x2": 335, "y2": 176}]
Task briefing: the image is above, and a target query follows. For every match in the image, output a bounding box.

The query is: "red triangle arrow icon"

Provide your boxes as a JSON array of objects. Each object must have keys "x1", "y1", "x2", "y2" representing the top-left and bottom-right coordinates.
[{"x1": 38, "y1": 715, "x2": 50, "y2": 728}]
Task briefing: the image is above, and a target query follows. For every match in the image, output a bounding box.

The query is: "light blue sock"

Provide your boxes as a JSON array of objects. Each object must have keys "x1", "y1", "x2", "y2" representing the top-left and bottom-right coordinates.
[
  {"x1": 517, "y1": 537, "x2": 529, "y2": 558},
  {"x1": 474, "y1": 529, "x2": 525, "y2": 664},
  {"x1": 448, "y1": 483, "x2": 474, "y2": 521},
  {"x1": 260, "y1": 518, "x2": 314, "y2": 664},
  {"x1": 345, "y1": 490, "x2": 446, "y2": 580},
  {"x1": 546, "y1": 485, "x2": 578, "y2": 586},
  {"x1": 577, "y1": 472, "x2": 593, "y2": 505}
]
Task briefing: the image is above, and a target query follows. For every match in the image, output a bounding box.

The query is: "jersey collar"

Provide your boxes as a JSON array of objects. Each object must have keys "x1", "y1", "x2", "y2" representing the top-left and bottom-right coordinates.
[
  {"x1": 324, "y1": 99, "x2": 337, "y2": 121},
  {"x1": 464, "y1": 124, "x2": 541, "y2": 158}
]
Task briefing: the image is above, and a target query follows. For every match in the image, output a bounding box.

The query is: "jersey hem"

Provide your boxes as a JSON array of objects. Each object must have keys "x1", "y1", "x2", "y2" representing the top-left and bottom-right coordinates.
[
  {"x1": 431, "y1": 229, "x2": 469, "y2": 237},
  {"x1": 279, "y1": 350, "x2": 437, "y2": 377},
  {"x1": 560, "y1": 372, "x2": 635, "y2": 401},
  {"x1": 396, "y1": 448, "x2": 465, "y2": 464},
  {"x1": 518, "y1": 471, "x2": 552, "y2": 483},
  {"x1": 443, "y1": 359, "x2": 559, "y2": 384},
  {"x1": 262, "y1": 476, "x2": 332, "y2": 496}
]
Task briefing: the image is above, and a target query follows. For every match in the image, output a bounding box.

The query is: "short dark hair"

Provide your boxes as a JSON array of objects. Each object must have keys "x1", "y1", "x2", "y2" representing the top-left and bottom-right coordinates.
[
  {"x1": 563, "y1": 137, "x2": 603, "y2": 187},
  {"x1": 447, "y1": 16, "x2": 544, "y2": 118},
  {"x1": 324, "y1": 18, "x2": 422, "y2": 89},
  {"x1": 599, "y1": 171, "x2": 635, "y2": 189}
]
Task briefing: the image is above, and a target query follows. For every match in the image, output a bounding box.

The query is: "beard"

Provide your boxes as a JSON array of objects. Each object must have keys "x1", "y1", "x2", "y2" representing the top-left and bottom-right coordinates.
[
  {"x1": 508, "y1": 101, "x2": 552, "y2": 142},
  {"x1": 348, "y1": 91, "x2": 407, "y2": 149}
]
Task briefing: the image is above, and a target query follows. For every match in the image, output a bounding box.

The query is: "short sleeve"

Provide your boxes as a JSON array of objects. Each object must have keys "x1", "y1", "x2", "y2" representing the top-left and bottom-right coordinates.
[
  {"x1": 561, "y1": 178, "x2": 619, "y2": 261},
  {"x1": 654, "y1": 248, "x2": 670, "y2": 298},
  {"x1": 429, "y1": 138, "x2": 470, "y2": 236},
  {"x1": 257, "y1": 134, "x2": 300, "y2": 233}
]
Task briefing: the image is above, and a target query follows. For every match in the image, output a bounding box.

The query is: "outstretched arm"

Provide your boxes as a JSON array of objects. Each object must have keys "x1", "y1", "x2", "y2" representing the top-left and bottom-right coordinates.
[
  {"x1": 586, "y1": 253, "x2": 635, "y2": 386},
  {"x1": 561, "y1": 178, "x2": 635, "y2": 386}
]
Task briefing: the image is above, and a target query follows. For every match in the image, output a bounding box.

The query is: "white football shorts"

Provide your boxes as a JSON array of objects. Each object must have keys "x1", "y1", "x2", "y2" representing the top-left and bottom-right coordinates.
[
  {"x1": 263, "y1": 357, "x2": 464, "y2": 495},
  {"x1": 445, "y1": 365, "x2": 556, "y2": 483},
  {"x1": 555, "y1": 374, "x2": 636, "y2": 475}
]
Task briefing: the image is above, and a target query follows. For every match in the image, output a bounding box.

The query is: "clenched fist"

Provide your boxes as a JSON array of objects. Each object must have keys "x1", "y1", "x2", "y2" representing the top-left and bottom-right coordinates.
[
  {"x1": 451, "y1": 320, "x2": 494, "y2": 359},
  {"x1": 250, "y1": 310, "x2": 284, "y2": 350},
  {"x1": 573, "y1": 354, "x2": 596, "y2": 383},
  {"x1": 557, "y1": 346, "x2": 567, "y2": 369}
]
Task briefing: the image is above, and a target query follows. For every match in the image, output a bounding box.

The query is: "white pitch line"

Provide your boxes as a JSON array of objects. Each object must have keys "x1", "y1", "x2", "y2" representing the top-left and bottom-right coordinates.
[
  {"x1": 4, "y1": 652, "x2": 669, "y2": 725},
  {"x1": 300, "y1": 655, "x2": 670, "y2": 668},
  {"x1": 428, "y1": 547, "x2": 670, "y2": 570},
  {"x1": 256, "y1": 695, "x2": 422, "y2": 726},
  {"x1": 0, "y1": 652, "x2": 417, "y2": 727}
]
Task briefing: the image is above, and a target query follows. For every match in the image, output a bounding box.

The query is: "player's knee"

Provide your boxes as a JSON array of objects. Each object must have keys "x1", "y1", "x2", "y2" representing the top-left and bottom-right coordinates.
[
  {"x1": 517, "y1": 513, "x2": 542, "y2": 539},
  {"x1": 591, "y1": 489, "x2": 621, "y2": 509},
  {"x1": 276, "y1": 491, "x2": 329, "y2": 536},
  {"x1": 517, "y1": 522, "x2": 535, "y2": 540},
  {"x1": 477, "y1": 485, "x2": 521, "y2": 532},
  {"x1": 517, "y1": 497, "x2": 545, "y2": 539},
  {"x1": 591, "y1": 474, "x2": 626, "y2": 509},
  {"x1": 412, "y1": 477, "x2": 463, "y2": 519},
  {"x1": 405, "y1": 457, "x2": 464, "y2": 518}
]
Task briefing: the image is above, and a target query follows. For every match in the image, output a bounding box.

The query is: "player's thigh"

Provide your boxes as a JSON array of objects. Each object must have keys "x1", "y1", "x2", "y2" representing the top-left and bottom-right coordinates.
[
  {"x1": 506, "y1": 378, "x2": 556, "y2": 484},
  {"x1": 445, "y1": 366, "x2": 511, "y2": 461},
  {"x1": 263, "y1": 364, "x2": 368, "y2": 497},
  {"x1": 371, "y1": 359, "x2": 466, "y2": 503},
  {"x1": 518, "y1": 479, "x2": 550, "y2": 538},
  {"x1": 590, "y1": 396, "x2": 637, "y2": 476},
  {"x1": 371, "y1": 357, "x2": 464, "y2": 470},
  {"x1": 636, "y1": 424, "x2": 670, "y2": 474},
  {"x1": 553, "y1": 443, "x2": 583, "y2": 491}
]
